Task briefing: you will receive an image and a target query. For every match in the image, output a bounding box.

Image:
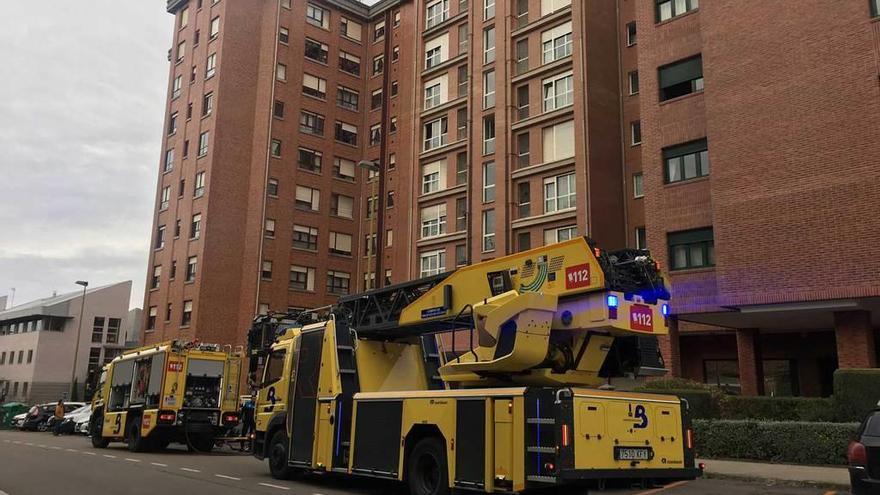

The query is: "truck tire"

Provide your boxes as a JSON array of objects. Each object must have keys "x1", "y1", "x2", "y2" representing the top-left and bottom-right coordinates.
[
  {"x1": 407, "y1": 437, "x2": 449, "y2": 495},
  {"x1": 268, "y1": 430, "x2": 293, "y2": 480},
  {"x1": 128, "y1": 417, "x2": 147, "y2": 453},
  {"x1": 188, "y1": 434, "x2": 215, "y2": 453},
  {"x1": 90, "y1": 413, "x2": 110, "y2": 449}
]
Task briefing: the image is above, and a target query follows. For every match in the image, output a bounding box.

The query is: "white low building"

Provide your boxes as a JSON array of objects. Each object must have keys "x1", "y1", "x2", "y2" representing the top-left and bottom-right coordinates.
[{"x1": 0, "y1": 281, "x2": 135, "y2": 404}]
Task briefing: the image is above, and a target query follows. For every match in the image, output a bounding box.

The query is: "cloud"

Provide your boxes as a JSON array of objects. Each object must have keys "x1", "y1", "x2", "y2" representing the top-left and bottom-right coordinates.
[{"x1": 0, "y1": 1, "x2": 173, "y2": 308}]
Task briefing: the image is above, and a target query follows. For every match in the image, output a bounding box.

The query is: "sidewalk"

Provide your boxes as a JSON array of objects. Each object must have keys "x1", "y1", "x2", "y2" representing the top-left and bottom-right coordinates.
[{"x1": 698, "y1": 458, "x2": 851, "y2": 487}]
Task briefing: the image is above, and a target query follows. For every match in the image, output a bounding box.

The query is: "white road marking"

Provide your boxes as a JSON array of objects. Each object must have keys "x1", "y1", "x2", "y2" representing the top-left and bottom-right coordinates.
[
  {"x1": 50, "y1": 446, "x2": 62, "y2": 450},
  {"x1": 37, "y1": 444, "x2": 46, "y2": 448},
  {"x1": 124, "y1": 458, "x2": 141, "y2": 462},
  {"x1": 103, "y1": 454, "x2": 116, "y2": 458},
  {"x1": 12, "y1": 441, "x2": 21, "y2": 444},
  {"x1": 180, "y1": 467, "x2": 201, "y2": 473},
  {"x1": 24, "y1": 442, "x2": 34, "y2": 446},
  {"x1": 2, "y1": 439, "x2": 9, "y2": 443},
  {"x1": 258, "y1": 482, "x2": 290, "y2": 490},
  {"x1": 214, "y1": 474, "x2": 241, "y2": 481},
  {"x1": 150, "y1": 462, "x2": 168, "y2": 467},
  {"x1": 83, "y1": 451, "x2": 97, "y2": 456},
  {"x1": 66, "y1": 448, "x2": 78, "y2": 452}
]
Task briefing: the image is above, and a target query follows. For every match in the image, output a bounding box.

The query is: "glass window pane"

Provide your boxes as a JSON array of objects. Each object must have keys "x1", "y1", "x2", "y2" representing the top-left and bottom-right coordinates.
[
  {"x1": 673, "y1": 245, "x2": 687, "y2": 269},
  {"x1": 659, "y1": 1, "x2": 672, "y2": 20},
  {"x1": 674, "y1": 0, "x2": 686, "y2": 15},
  {"x1": 689, "y1": 244, "x2": 704, "y2": 267},
  {"x1": 699, "y1": 150, "x2": 709, "y2": 176},
  {"x1": 667, "y1": 157, "x2": 681, "y2": 182},
  {"x1": 683, "y1": 153, "x2": 698, "y2": 179}
]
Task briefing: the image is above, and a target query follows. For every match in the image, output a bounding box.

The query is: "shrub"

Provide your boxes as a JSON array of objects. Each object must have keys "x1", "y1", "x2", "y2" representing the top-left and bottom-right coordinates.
[
  {"x1": 833, "y1": 369, "x2": 880, "y2": 422},
  {"x1": 718, "y1": 396, "x2": 839, "y2": 422},
  {"x1": 636, "y1": 378, "x2": 710, "y2": 391},
  {"x1": 693, "y1": 419, "x2": 858, "y2": 465}
]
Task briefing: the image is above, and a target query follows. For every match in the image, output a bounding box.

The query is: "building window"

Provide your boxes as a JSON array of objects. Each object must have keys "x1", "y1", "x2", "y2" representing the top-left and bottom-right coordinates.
[
  {"x1": 269, "y1": 139, "x2": 281, "y2": 158},
  {"x1": 871, "y1": 0, "x2": 880, "y2": 17},
  {"x1": 186, "y1": 256, "x2": 198, "y2": 282},
  {"x1": 516, "y1": 132, "x2": 531, "y2": 168},
  {"x1": 391, "y1": 80, "x2": 399, "y2": 97},
  {"x1": 371, "y1": 88, "x2": 383, "y2": 110},
  {"x1": 482, "y1": 161, "x2": 495, "y2": 202},
  {"x1": 179, "y1": 6, "x2": 189, "y2": 28},
  {"x1": 265, "y1": 218, "x2": 276, "y2": 238},
  {"x1": 544, "y1": 225, "x2": 577, "y2": 245},
  {"x1": 516, "y1": 0, "x2": 529, "y2": 28},
  {"x1": 25, "y1": 350, "x2": 32, "y2": 364},
  {"x1": 172, "y1": 75, "x2": 182, "y2": 99},
  {"x1": 542, "y1": 120, "x2": 574, "y2": 162},
  {"x1": 202, "y1": 92, "x2": 214, "y2": 117},
  {"x1": 659, "y1": 55, "x2": 703, "y2": 101},
  {"x1": 544, "y1": 172, "x2": 576, "y2": 213},
  {"x1": 458, "y1": 65, "x2": 469, "y2": 97},
  {"x1": 633, "y1": 173, "x2": 644, "y2": 198},
  {"x1": 305, "y1": 38, "x2": 329, "y2": 64},
  {"x1": 340, "y1": 17, "x2": 362, "y2": 41},
  {"x1": 422, "y1": 159, "x2": 446, "y2": 194},
  {"x1": 514, "y1": 40, "x2": 530, "y2": 76},
  {"x1": 267, "y1": 178, "x2": 279, "y2": 197},
  {"x1": 210, "y1": 16, "x2": 220, "y2": 39},
  {"x1": 303, "y1": 73, "x2": 327, "y2": 100},
  {"x1": 363, "y1": 272, "x2": 376, "y2": 290},
  {"x1": 190, "y1": 213, "x2": 202, "y2": 239},
  {"x1": 426, "y1": 0, "x2": 449, "y2": 29},
  {"x1": 424, "y1": 80, "x2": 442, "y2": 109},
  {"x1": 329, "y1": 232, "x2": 353, "y2": 256},
  {"x1": 626, "y1": 22, "x2": 636, "y2": 46},
  {"x1": 206, "y1": 53, "x2": 217, "y2": 78},
  {"x1": 455, "y1": 197, "x2": 467, "y2": 231},
  {"x1": 334, "y1": 121, "x2": 358, "y2": 146},
  {"x1": 515, "y1": 85, "x2": 530, "y2": 121},
  {"x1": 370, "y1": 124, "x2": 382, "y2": 146},
  {"x1": 276, "y1": 63, "x2": 287, "y2": 81},
  {"x1": 177, "y1": 40, "x2": 186, "y2": 63},
  {"x1": 420, "y1": 250, "x2": 446, "y2": 278},
  {"x1": 424, "y1": 117, "x2": 448, "y2": 151},
  {"x1": 339, "y1": 51, "x2": 361, "y2": 75},
  {"x1": 164, "y1": 149, "x2": 174, "y2": 172},
  {"x1": 425, "y1": 33, "x2": 448, "y2": 69},
  {"x1": 631, "y1": 121, "x2": 642, "y2": 145},
  {"x1": 198, "y1": 131, "x2": 209, "y2": 156},
  {"x1": 482, "y1": 209, "x2": 495, "y2": 252},
  {"x1": 542, "y1": 21, "x2": 572, "y2": 64},
  {"x1": 668, "y1": 228, "x2": 714, "y2": 270},
  {"x1": 517, "y1": 181, "x2": 531, "y2": 217},
  {"x1": 483, "y1": 115, "x2": 495, "y2": 155},
  {"x1": 664, "y1": 138, "x2": 709, "y2": 183},
  {"x1": 295, "y1": 185, "x2": 321, "y2": 211},
  {"x1": 629, "y1": 71, "x2": 640, "y2": 95},
  {"x1": 458, "y1": 24, "x2": 469, "y2": 54},
  {"x1": 364, "y1": 232, "x2": 377, "y2": 255},
  {"x1": 420, "y1": 203, "x2": 447, "y2": 238},
  {"x1": 194, "y1": 171, "x2": 205, "y2": 197},
  {"x1": 484, "y1": 0, "x2": 495, "y2": 20},
  {"x1": 373, "y1": 20, "x2": 386, "y2": 41},
  {"x1": 147, "y1": 306, "x2": 157, "y2": 330},
  {"x1": 300, "y1": 111, "x2": 325, "y2": 135},
  {"x1": 107, "y1": 318, "x2": 120, "y2": 344},
  {"x1": 455, "y1": 151, "x2": 468, "y2": 186},
  {"x1": 372, "y1": 54, "x2": 385, "y2": 75},
  {"x1": 168, "y1": 112, "x2": 178, "y2": 135},
  {"x1": 279, "y1": 27, "x2": 290, "y2": 44},
  {"x1": 181, "y1": 300, "x2": 193, "y2": 326},
  {"x1": 517, "y1": 232, "x2": 531, "y2": 252},
  {"x1": 483, "y1": 70, "x2": 496, "y2": 108},
  {"x1": 159, "y1": 186, "x2": 170, "y2": 210},
  {"x1": 541, "y1": 0, "x2": 571, "y2": 16},
  {"x1": 262, "y1": 261, "x2": 273, "y2": 280},
  {"x1": 306, "y1": 3, "x2": 329, "y2": 29},
  {"x1": 92, "y1": 317, "x2": 105, "y2": 343},
  {"x1": 155, "y1": 225, "x2": 166, "y2": 249},
  {"x1": 386, "y1": 190, "x2": 395, "y2": 207},
  {"x1": 542, "y1": 71, "x2": 574, "y2": 112},
  {"x1": 635, "y1": 227, "x2": 647, "y2": 250},
  {"x1": 456, "y1": 108, "x2": 467, "y2": 139},
  {"x1": 290, "y1": 266, "x2": 316, "y2": 291},
  {"x1": 338, "y1": 86, "x2": 360, "y2": 111},
  {"x1": 293, "y1": 225, "x2": 319, "y2": 251},
  {"x1": 333, "y1": 158, "x2": 356, "y2": 181},
  {"x1": 483, "y1": 27, "x2": 495, "y2": 64},
  {"x1": 327, "y1": 271, "x2": 351, "y2": 295},
  {"x1": 657, "y1": 0, "x2": 699, "y2": 22},
  {"x1": 331, "y1": 194, "x2": 354, "y2": 218}
]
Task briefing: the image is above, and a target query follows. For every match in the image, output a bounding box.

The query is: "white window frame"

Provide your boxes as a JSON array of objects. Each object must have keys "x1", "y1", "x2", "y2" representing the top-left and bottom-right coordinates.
[
  {"x1": 420, "y1": 203, "x2": 447, "y2": 239},
  {"x1": 542, "y1": 71, "x2": 574, "y2": 112},
  {"x1": 541, "y1": 22, "x2": 573, "y2": 64},
  {"x1": 420, "y1": 250, "x2": 447, "y2": 277},
  {"x1": 422, "y1": 159, "x2": 446, "y2": 194},
  {"x1": 424, "y1": 117, "x2": 448, "y2": 151},
  {"x1": 306, "y1": 3, "x2": 329, "y2": 29},
  {"x1": 483, "y1": 27, "x2": 495, "y2": 64},
  {"x1": 544, "y1": 172, "x2": 576, "y2": 213},
  {"x1": 295, "y1": 185, "x2": 321, "y2": 211},
  {"x1": 482, "y1": 209, "x2": 495, "y2": 252},
  {"x1": 483, "y1": 70, "x2": 496, "y2": 109},
  {"x1": 482, "y1": 161, "x2": 495, "y2": 202},
  {"x1": 633, "y1": 172, "x2": 644, "y2": 198},
  {"x1": 544, "y1": 225, "x2": 577, "y2": 245},
  {"x1": 426, "y1": 0, "x2": 450, "y2": 29}
]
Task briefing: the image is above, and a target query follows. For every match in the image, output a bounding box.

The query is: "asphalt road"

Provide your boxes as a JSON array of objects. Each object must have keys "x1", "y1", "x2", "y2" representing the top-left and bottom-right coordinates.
[{"x1": 0, "y1": 430, "x2": 844, "y2": 495}]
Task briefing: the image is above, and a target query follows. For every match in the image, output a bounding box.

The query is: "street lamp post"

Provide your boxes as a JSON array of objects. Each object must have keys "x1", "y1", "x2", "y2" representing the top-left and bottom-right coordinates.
[{"x1": 69, "y1": 281, "x2": 89, "y2": 400}]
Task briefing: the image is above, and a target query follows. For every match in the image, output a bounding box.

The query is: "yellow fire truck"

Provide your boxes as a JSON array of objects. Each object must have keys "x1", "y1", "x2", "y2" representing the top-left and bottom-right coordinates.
[
  {"x1": 89, "y1": 340, "x2": 242, "y2": 452},
  {"x1": 247, "y1": 238, "x2": 701, "y2": 494}
]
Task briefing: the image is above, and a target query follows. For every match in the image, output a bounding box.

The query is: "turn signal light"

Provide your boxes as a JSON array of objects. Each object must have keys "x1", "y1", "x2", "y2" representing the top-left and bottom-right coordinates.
[
  {"x1": 848, "y1": 441, "x2": 867, "y2": 466},
  {"x1": 222, "y1": 413, "x2": 240, "y2": 425},
  {"x1": 158, "y1": 411, "x2": 176, "y2": 424},
  {"x1": 561, "y1": 424, "x2": 570, "y2": 447}
]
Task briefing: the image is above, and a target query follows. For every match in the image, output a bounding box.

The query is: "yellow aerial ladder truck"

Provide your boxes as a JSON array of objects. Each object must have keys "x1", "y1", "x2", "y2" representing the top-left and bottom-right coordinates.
[
  {"x1": 247, "y1": 238, "x2": 701, "y2": 494},
  {"x1": 89, "y1": 340, "x2": 242, "y2": 452}
]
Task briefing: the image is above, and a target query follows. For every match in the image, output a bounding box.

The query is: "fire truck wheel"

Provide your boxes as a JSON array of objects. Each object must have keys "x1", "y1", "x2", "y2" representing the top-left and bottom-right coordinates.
[
  {"x1": 268, "y1": 430, "x2": 293, "y2": 480},
  {"x1": 407, "y1": 437, "x2": 449, "y2": 495},
  {"x1": 127, "y1": 417, "x2": 147, "y2": 453},
  {"x1": 89, "y1": 413, "x2": 109, "y2": 449},
  {"x1": 189, "y1": 434, "x2": 215, "y2": 453}
]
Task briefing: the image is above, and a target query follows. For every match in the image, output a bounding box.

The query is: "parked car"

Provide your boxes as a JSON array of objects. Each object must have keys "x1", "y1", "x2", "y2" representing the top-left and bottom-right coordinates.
[
  {"x1": 59, "y1": 405, "x2": 91, "y2": 435},
  {"x1": 848, "y1": 406, "x2": 880, "y2": 494},
  {"x1": 11, "y1": 412, "x2": 27, "y2": 429},
  {"x1": 22, "y1": 402, "x2": 85, "y2": 431}
]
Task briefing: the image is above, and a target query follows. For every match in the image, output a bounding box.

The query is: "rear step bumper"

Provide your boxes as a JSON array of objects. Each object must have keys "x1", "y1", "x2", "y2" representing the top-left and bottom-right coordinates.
[{"x1": 560, "y1": 466, "x2": 703, "y2": 481}]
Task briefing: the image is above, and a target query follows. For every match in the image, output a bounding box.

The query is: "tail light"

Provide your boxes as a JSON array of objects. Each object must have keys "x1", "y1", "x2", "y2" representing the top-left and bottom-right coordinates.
[
  {"x1": 157, "y1": 411, "x2": 176, "y2": 424},
  {"x1": 686, "y1": 428, "x2": 694, "y2": 450},
  {"x1": 222, "y1": 413, "x2": 240, "y2": 425},
  {"x1": 848, "y1": 441, "x2": 867, "y2": 466},
  {"x1": 561, "y1": 424, "x2": 570, "y2": 448}
]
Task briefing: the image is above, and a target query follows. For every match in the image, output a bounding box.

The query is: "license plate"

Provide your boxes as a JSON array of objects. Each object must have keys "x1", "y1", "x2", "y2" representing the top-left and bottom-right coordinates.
[
  {"x1": 630, "y1": 304, "x2": 654, "y2": 332},
  {"x1": 615, "y1": 447, "x2": 652, "y2": 461}
]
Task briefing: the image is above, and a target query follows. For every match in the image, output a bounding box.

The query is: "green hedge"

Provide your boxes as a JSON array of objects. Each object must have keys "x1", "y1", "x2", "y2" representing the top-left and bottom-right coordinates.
[
  {"x1": 636, "y1": 378, "x2": 711, "y2": 391},
  {"x1": 834, "y1": 369, "x2": 880, "y2": 422},
  {"x1": 718, "y1": 396, "x2": 839, "y2": 422},
  {"x1": 693, "y1": 419, "x2": 859, "y2": 465}
]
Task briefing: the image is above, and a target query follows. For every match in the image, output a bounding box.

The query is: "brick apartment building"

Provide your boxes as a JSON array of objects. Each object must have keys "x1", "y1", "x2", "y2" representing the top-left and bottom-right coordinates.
[{"x1": 144, "y1": 0, "x2": 880, "y2": 396}]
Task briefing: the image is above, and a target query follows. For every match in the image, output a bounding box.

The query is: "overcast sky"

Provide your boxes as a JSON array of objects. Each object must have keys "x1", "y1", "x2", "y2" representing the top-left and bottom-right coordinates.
[{"x1": 0, "y1": 1, "x2": 172, "y2": 309}]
